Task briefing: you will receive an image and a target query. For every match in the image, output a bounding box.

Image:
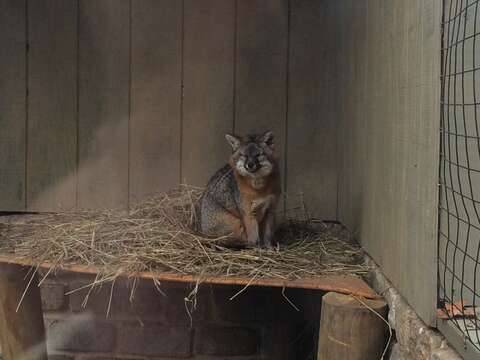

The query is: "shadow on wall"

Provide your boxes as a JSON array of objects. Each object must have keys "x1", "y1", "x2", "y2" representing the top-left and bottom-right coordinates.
[{"x1": 27, "y1": 0, "x2": 131, "y2": 211}]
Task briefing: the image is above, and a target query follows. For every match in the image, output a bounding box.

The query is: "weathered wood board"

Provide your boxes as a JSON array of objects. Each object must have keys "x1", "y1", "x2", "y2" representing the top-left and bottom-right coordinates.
[
  {"x1": 287, "y1": 0, "x2": 337, "y2": 220},
  {"x1": 0, "y1": 0, "x2": 340, "y2": 215},
  {"x1": 0, "y1": 0, "x2": 26, "y2": 211},
  {"x1": 27, "y1": 0, "x2": 77, "y2": 211},
  {"x1": 336, "y1": 0, "x2": 441, "y2": 326},
  {"x1": 77, "y1": 0, "x2": 130, "y2": 209},
  {"x1": 130, "y1": 0, "x2": 182, "y2": 203},
  {"x1": 0, "y1": 254, "x2": 379, "y2": 300},
  {"x1": 235, "y1": 0, "x2": 288, "y2": 202},
  {"x1": 181, "y1": 0, "x2": 235, "y2": 187}
]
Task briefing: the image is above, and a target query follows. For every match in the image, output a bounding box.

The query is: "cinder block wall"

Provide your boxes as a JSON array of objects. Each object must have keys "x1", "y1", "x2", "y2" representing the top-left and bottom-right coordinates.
[{"x1": 40, "y1": 273, "x2": 321, "y2": 360}]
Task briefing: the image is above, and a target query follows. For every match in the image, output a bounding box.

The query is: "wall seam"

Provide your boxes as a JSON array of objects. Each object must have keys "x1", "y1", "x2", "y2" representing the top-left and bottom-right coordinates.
[
  {"x1": 75, "y1": 0, "x2": 80, "y2": 209},
  {"x1": 284, "y1": 0, "x2": 291, "y2": 212},
  {"x1": 232, "y1": 0, "x2": 237, "y2": 135},
  {"x1": 24, "y1": 0, "x2": 29, "y2": 211},
  {"x1": 335, "y1": 2, "x2": 341, "y2": 222},
  {"x1": 179, "y1": 0, "x2": 185, "y2": 184},
  {"x1": 127, "y1": 0, "x2": 132, "y2": 209}
]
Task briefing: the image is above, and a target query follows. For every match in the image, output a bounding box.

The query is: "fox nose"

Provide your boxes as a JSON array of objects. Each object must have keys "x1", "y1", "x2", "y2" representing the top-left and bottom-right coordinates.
[{"x1": 245, "y1": 160, "x2": 256, "y2": 171}]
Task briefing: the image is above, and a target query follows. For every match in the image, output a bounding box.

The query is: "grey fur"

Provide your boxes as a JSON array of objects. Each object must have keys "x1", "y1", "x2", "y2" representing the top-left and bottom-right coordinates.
[{"x1": 196, "y1": 164, "x2": 241, "y2": 237}]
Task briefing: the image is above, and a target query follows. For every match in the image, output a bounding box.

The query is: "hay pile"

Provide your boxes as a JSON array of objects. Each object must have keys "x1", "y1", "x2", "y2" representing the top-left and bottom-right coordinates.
[{"x1": 0, "y1": 186, "x2": 369, "y2": 285}]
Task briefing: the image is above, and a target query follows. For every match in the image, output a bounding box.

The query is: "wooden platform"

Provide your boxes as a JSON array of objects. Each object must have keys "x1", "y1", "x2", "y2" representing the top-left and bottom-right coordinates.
[
  {"x1": 0, "y1": 226, "x2": 378, "y2": 360},
  {"x1": 0, "y1": 254, "x2": 378, "y2": 299},
  {"x1": 0, "y1": 214, "x2": 378, "y2": 359}
]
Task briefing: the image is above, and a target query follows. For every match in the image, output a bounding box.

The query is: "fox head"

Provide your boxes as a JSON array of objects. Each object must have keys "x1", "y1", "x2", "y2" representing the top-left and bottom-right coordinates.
[{"x1": 225, "y1": 131, "x2": 277, "y2": 179}]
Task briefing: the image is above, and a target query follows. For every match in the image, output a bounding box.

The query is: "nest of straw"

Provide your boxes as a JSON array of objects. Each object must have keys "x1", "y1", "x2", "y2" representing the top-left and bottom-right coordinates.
[{"x1": 0, "y1": 186, "x2": 369, "y2": 285}]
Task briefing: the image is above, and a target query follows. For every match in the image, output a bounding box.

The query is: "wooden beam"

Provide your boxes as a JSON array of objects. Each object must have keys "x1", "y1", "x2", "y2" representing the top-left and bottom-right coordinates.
[
  {"x1": 318, "y1": 292, "x2": 388, "y2": 360},
  {"x1": 0, "y1": 255, "x2": 378, "y2": 299},
  {"x1": 0, "y1": 263, "x2": 47, "y2": 360}
]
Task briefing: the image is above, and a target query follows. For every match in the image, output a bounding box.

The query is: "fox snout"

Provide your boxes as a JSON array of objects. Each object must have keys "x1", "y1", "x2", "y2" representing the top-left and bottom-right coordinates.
[{"x1": 244, "y1": 159, "x2": 258, "y2": 172}]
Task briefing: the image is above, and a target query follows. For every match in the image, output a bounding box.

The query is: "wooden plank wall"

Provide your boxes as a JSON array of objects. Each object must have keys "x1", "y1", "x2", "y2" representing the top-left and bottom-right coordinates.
[
  {"x1": 27, "y1": 0, "x2": 77, "y2": 211},
  {"x1": 182, "y1": 0, "x2": 235, "y2": 187},
  {"x1": 130, "y1": 0, "x2": 182, "y2": 202},
  {"x1": 0, "y1": 0, "x2": 26, "y2": 211},
  {"x1": 235, "y1": 0, "x2": 288, "y2": 185},
  {"x1": 1, "y1": 0, "x2": 442, "y2": 329},
  {"x1": 336, "y1": 0, "x2": 442, "y2": 325},
  {"x1": 287, "y1": 0, "x2": 338, "y2": 218},
  {"x1": 0, "y1": 0, "x2": 338, "y2": 218},
  {"x1": 77, "y1": 0, "x2": 130, "y2": 210}
]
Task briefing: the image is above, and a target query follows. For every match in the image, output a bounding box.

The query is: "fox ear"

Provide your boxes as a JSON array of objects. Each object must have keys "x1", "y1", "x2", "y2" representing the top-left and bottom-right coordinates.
[
  {"x1": 225, "y1": 134, "x2": 241, "y2": 151},
  {"x1": 260, "y1": 131, "x2": 274, "y2": 149}
]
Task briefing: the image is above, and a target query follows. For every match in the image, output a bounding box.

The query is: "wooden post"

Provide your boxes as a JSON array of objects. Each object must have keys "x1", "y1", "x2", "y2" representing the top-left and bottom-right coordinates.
[
  {"x1": 0, "y1": 263, "x2": 47, "y2": 360},
  {"x1": 318, "y1": 292, "x2": 388, "y2": 360}
]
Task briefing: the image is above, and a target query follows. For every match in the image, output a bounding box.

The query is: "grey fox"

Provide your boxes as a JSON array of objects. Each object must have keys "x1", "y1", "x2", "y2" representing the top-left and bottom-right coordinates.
[{"x1": 196, "y1": 131, "x2": 281, "y2": 247}]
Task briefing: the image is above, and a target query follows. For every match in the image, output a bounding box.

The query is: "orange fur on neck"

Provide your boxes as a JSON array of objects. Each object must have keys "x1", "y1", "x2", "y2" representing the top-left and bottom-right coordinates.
[{"x1": 229, "y1": 160, "x2": 281, "y2": 200}]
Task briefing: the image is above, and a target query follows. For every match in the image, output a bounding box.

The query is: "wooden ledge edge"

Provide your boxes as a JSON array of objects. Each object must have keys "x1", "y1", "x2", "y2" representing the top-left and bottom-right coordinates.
[{"x1": 0, "y1": 254, "x2": 379, "y2": 299}]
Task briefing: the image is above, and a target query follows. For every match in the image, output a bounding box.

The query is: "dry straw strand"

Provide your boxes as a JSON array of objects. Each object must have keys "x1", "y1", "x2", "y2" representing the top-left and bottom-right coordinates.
[{"x1": 0, "y1": 185, "x2": 370, "y2": 297}]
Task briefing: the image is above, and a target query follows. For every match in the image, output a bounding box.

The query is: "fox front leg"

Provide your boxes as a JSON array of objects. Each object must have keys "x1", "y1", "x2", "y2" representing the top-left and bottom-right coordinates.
[
  {"x1": 243, "y1": 215, "x2": 260, "y2": 245},
  {"x1": 262, "y1": 211, "x2": 275, "y2": 247}
]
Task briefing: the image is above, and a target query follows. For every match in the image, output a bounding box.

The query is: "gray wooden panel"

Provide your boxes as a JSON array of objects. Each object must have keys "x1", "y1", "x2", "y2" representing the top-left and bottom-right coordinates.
[
  {"x1": 0, "y1": 0, "x2": 26, "y2": 211},
  {"x1": 336, "y1": 0, "x2": 369, "y2": 235},
  {"x1": 78, "y1": 0, "x2": 130, "y2": 209},
  {"x1": 286, "y1": 0, "x2": 337, "y2": 220},
  {"x1": 337, "y1": 0, "x2": 441, "y2": 325},
  {"x1": 27, "y1": 0, "x2": 77, "y2": 211},
  {"x1": 130, "y1": 0, "x2": 182, "y2": 204},
  {"x1": 235, "y1": 0, "x2": 288, "y2": 196},
  {"x1": 182, "y1": 0, "x2": 235, "y2": 187}
]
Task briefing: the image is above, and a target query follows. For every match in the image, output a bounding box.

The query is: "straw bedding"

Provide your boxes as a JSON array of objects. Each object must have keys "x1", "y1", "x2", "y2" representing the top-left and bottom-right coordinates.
[{"x1": 0, "y1": 186, "x2": 370, "y2": 285}]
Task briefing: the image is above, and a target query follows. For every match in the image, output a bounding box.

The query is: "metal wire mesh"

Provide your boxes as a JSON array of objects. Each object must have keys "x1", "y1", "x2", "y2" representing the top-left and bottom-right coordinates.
[{"x1": 439, "y1": 0, "x2": 480, "y2": 350}]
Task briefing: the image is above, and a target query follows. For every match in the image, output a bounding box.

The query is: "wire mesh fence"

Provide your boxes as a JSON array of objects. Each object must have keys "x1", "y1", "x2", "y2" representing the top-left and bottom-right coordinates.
[{"x1": 439, "y1": 0, "x2": 480, "y2": 351}]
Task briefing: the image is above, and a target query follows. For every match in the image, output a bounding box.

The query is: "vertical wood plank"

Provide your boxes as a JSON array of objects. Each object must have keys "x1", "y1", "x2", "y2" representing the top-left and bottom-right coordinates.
[
  {"x1": 182, "y1": 0, "x2": 235, "y2": 186},
  {"x1": 402, "y1": 0, "x2": 423, "y2": 308},
  {"x1": 130, "y1": 0, "x2": 182, "y2": 203},
  {"x1": 287, "y1": 0, "x2": 337, "y2": 219},
  {"x1": 337, "y1": 0, "x2": 368, "y2": 228},
  {"x1": 337, "y1": 0, "x2": 441, "y2": 325},
  {"x1": 235, "y1": 0, "x2": 288, "y2": 194},
  {"x1": 0, "y1": 0, "x2": 26, "y2": 211},
  {"x1": 78, "y1": 0, "x2": 130, "y2": 209},
  {"x1": 417, "y1": 0, "x2": 441, "y2": 320},
  {"x1": 27, "y1": 0, "x2": 77, "y2": 211}
]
